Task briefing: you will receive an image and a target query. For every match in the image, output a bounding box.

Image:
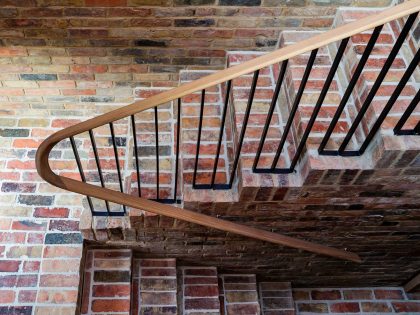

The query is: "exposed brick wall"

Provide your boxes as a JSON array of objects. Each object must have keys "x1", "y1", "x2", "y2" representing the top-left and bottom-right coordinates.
[
  {"x1": 0, "y1": 0, "x2": 392, "y2": 106},
  {"x1": 1, "y1": 1, "x2": 420, "y2": 314}
]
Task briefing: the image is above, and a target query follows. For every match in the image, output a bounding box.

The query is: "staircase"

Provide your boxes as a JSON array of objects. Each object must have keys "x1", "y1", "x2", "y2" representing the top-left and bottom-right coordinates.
[
  {"x1": 37, "y1": 0, "x2": 420, "y2": 293},
  {"x1": 79, "y1": 248, "x2": 294, "y2": 315}
]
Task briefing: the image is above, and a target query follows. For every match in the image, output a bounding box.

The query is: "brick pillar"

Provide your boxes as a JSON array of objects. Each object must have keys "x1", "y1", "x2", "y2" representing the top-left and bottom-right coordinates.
[
  {"x1": 132, "y1": 258, "x2": 178, "y2": 315},
  {"x1": 219, "y1": 274, "x2": 260, "y2": 315},
  {"x1": 180, "y1": 266, "x2": 221, "y2": 314},
  {"x1": 80, "y1": 249, "x2": 132, "y2": 315},
  {"x1": 259, "y1": 282, "x2": 295, "y2": 315}
]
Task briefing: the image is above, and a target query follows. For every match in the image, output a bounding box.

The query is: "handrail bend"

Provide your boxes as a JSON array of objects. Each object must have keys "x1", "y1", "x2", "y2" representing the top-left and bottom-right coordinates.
[{"x1": 36, "y1": 0, "x2": 420, "y2": 263}]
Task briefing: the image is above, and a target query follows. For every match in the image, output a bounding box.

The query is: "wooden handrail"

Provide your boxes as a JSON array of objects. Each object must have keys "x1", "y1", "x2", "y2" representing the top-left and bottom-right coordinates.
[{"x1": 36, "y1": 0, "x2": 419, "y2": 263}]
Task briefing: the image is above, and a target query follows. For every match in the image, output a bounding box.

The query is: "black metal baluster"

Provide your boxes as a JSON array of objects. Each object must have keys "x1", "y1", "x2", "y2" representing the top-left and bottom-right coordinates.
[
  {"x1": 338, "y1": 13, "x2": 418, "y2": 155},
  {"x1": 228, "y1": 70, "x2": 259, "y2": 188},
  {"x1": 414, "y1": 121, "x2": 420, "y2": 135},
  {"x1": 131, "y1": 115, "x2": 141, "y2": 197},
  {"x1": 319, "y1": 27, "x2": 383, "y2": 155},
  {"x1": 174, "y1": 98, "x2": 181, "y2": 201},
  {"x1": 154, "y1": 107, "x2": 160, "y2": 200},
  {"x1": 70, "y1": 136, "x2": 95, "y2": 214},
  {"x1": 359, "y1": 48, "x2": 420, "y2": 153},
  {"x1": 193, "y1": 89, "x2": 205, "y2": 188},
  {"x1": 253, "y1": 60, "x2": 288, "y2": 172},
  {"x1": 271, "y1": 49, "x2": 318, "y2": 171},
  {"x1": 290, "y1": 40, "x2": 348, "y2": 170},
  {"x1": 211, "y1": 80, "x2": 231, "y2": 188},
  {"x1": 109, "y1": 122, "x2": 126, "y2": 213},
  {"x1": 394, "y1": 89, "x2": 420, "y2": 135},
  {"x1": 89, "y1": 129, "x2": 110, "y2": 214}
]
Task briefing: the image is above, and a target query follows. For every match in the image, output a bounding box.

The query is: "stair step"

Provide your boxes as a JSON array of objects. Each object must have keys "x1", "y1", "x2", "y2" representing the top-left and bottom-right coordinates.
[
  {"x1": 80, "y1": 249, "x2": 132, "y2": 314},
  {"x1": 132, "y1": 258, "x2": 178, "y2": 315},
  {"x1": 259, "y1": 282, "x2": 295, "y2": 315},
  {"x1": 179, "y1": 266, "x2": 221, "y2": 314},
  {"x1": 219, "y1": 274, "x2": 261, "y2": 315}
]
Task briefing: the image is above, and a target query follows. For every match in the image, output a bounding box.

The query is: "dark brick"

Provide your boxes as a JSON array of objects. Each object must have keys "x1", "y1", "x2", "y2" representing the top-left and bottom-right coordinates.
[
  {"x1": 81, "y1": 96, "x2": 114, "y2": 103},
  {"x1": 137, "y1": 146, "x2": 171, "y2": 157},
  {"x1": 94, "y1": 271, "x2": 130, "y2": 283},
  {"x1": 112, "y1": 48, "x2": 147, "y2": 56},
  {"x1": 108, "y1": 137, "x2": 126, "y2": 147},
  {"x1": 90, "y1": 39, "x2": 130, "y2": 47},
  {"x1": 64, "y1": 8, "x2": 107, "y2": 17},
  {"x1": 0, "y1": 306, "x2": 32, "y2": 315},
  {"x1": 134, "y1": 56, "x2": 171, "y2": 64},
  {"x1": 311, "y1": 290, "x2": 341, "y2": 300},
  {"x1": 256, "y1": 38, "x2": 277, "y2": 47},
  {"x1": 298, "y1": 303, "x2": 328, "y2": 313},
  {"x1": 0, "y1": 275, "x2": 16, "y2": 287},
  {"x1": 174, "y1": 19, "x2": 215, "y2": 27},
  {"x1": 0, "y1": 8, "x2": 18, "y2": 18},
  {"x1": 184, "y1": 297, "x2": 220, "y2": 310},
  {"x1": 359, "y1": 190, "x2": 404, "y2": 198},
  {"x1": 174, "y1": 0, "x2": 214, "y2": 4},
  {"x1": 20, "y1": 74, "x2": 57, "y2": 81},
  {"x1": 219, "y1": 0, "x2": 260, "y2": 5},
  {"x1": 45, "y1": 233, "x2": 82, "y2": 244},
  {"x1": 0, "y1": 129, "x2": 29, "y2": 137},
  {"x1": 172, "y1": 57, "x2": 210, "y2": 65},
  {"x1": 1, "y1": 183, "x2": 36, "y2": 193},
  {"x1": 135, "y1": 39, "x2": 167, "y2": 47},
  {"x1": 18, "y1": 195, "x2": 54, "y2": 206}
]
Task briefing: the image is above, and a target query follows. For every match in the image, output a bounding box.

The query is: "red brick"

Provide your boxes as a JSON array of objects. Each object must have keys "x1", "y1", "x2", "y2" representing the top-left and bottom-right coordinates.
[
  {"x1": 374, "y1": 289, "x2": 404, "y2": 300},
  {"x1": 185, "y1": 285, "x2": 219, "y2": 297},
  {"x1": 0, "y1": 48, "x2": 27, "y2": 56},
  {"x1": 18, "y1": 290, "x2": 37, "y2": 303},
  {"x1": 23, "y1": 261, "x2": 40, "y2": 273},
  {"x1": 7, "y1": 160, "x2": 36, "y2": 170},
  {"x1": 311, "y1": 290, "x2": 342, "y2": 300},
  {"x1": 34, "y1": 207, "x2": 69, "y2": 218},
  {"x1": 0, "y1": 260, "x2": 21, "y2": 272},
  {"x1": 392, "y1": 301, "x2": 420, "y2": 313},
  {"x1": 0, "y1": 290, "x2": 15, "y2": 303},
  {"x1": 40, "y1": 274, "x2": 79, "y2": 287},
  {"x1": 71, "y1": 65, "x2": 108, "y2": 74},
  {"x1": 91, "y1": 299, "x2": 130, "y2": 312},
  {"x1": 51, "y1": 119, "x2": 81, "y2": 128},
  {"x1": 330, "y1": 302, "x2": 360, "y2": 313},
  {"x1": 17, "y1": 275, "x2": 38, "y2": 287},
  {"x1": 0, "y1": 232, "x2": 26, "y2": 244},
  {"x1": 92, "y1": 284, "x2": 130, "y2": 297},
  {"x1": 62, "y1": 89, "x2": 96, "y2": 96},
  {"x1": 12, "y1": 139, "x2": 42, "y2": 148},
  {"x1": 0, "y1": 88, "x2": 24, "y2": 96}
]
